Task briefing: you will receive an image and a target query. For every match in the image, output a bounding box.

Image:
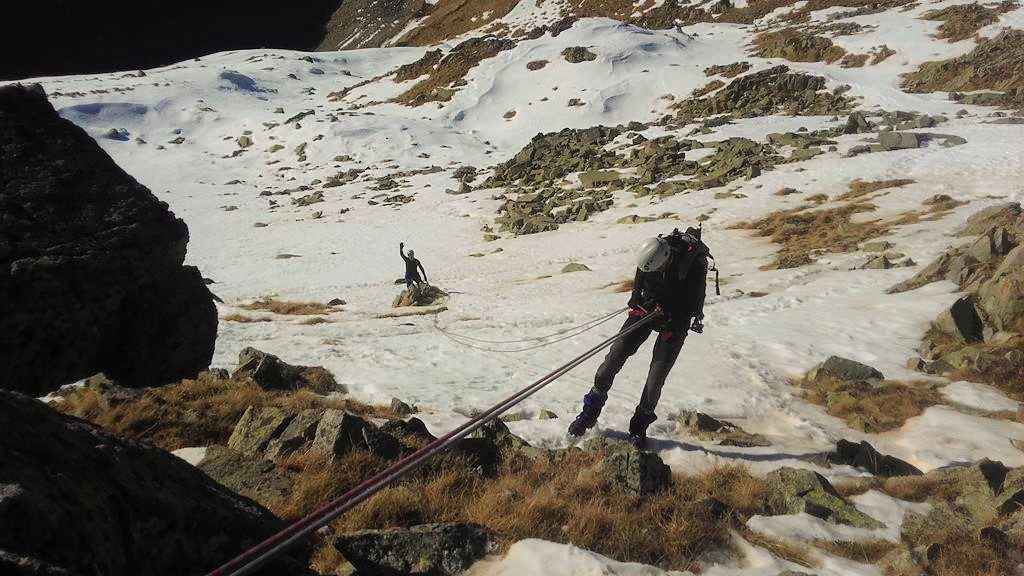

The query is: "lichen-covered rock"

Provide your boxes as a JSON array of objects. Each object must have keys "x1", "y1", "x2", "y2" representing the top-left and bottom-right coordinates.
[
  {"x1": 333, "y1": 523, "x2": 490, "y2": 576},
  {"x1": 228, "y1": 405, "x2": 293, "y2": 456},
  {"x1": 0, "y1": 391, "x2": 301, "y2": 575},
  {"x1": 590, "y1": 440, "x2": 672, "y2": 495},
  {"x1": 934, "y1": 295, "x2": 984, "y2": 343},
  {"x1": 195, "y1": 445, "x2": 296, "y2": 508},
  {"x1": 562, "y1": 46, "x2": 597, "y2": 63},
  {"x1": 764, "y1": 467, "x2": 883, "y2": 528},
  {"x1": 264, "y1": 408, "x2": 325, "y2": 459},
  {"x1": 561, "y1": 262, "x2": 591, "y2": 273},
  {"x1": 878, "y1": 131, "x2": 921, "y2": 150},
  {"x1": 0, "y1": 84, "x2": 217, "y2": 395}
]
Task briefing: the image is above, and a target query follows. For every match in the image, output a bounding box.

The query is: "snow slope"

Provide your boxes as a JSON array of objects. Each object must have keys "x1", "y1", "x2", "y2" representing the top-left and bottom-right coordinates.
[{"x1": 13, "y1": 3, "x2": 1024, "y2": 573}]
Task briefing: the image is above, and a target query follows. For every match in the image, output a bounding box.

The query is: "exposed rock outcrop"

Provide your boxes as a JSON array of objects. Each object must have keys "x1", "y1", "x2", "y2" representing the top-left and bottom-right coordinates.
[
  {"x1": 333, "y1": 523, "x2": 491, "y2": 576},
  {"x1": 393, "y1": 284, "x2": 448, "y2": 307},
  {"x1": 764, "y1": 467, "x2": 883, "y2": 528},
  {"x1": 0, "y1": 390, "x2": 301, "y2": 575},
  {"x1": 0, "y1": 85, "x2": 217, "y2": 395}
]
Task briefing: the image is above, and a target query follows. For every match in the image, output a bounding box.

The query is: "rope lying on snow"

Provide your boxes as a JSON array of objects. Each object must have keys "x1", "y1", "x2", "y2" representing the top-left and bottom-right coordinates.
[
  {"x1": 432, "y1": 306, "x2": 629, "y2": 353},
  {"x1": 205, "y1": 308, "x2": 655, "y2": 576}
]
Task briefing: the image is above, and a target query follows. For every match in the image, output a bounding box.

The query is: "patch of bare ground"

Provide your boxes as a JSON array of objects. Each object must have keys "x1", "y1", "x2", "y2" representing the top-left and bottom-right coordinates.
[
  {"x1": 396, "y1": 0, "x2": 520, "y2": 46},
  {"x1": 902, "y1": 29, "x2": 1024, "y2": 93},
  {"x1": 603, "y1": 278, "x2": 635, "y2": 292},
  {"x1": 704, "y1": 61, "x2": 752, "y2": 78},
  {"x1": 925, "y1": 325, "x2": 1024, "y2": 399},
  {"x1": 299, "y1": 317, "x2": 333, "y2": 325},
  {"x1": 222, "y1": 313, "x2": 273, "y2": 323},
  {"x1": 752, "y1": 28, "x2": 847, "y2": 63},
  {"x1": 731, "y1": 202, "x2": 896, "y2": 269},
  {"x1": 393, "y1": 37, "x2": 515, "y2": 105},
  {"x1": 693, "y1": 79, "x2": 725, "y2": 97},
  {"x1": 838, "y1": 178, "x2": 915, "y2": 201},
  {"x1": 840, "y1": 53, "x2": 869, "y2": 68},
  {"x1": 393, "y1": 49, "x2": 443, "y2": 83},
  {"x1": 740, "y1": 531, "x2": 817, "y2": 568},
  {"x1": 53, "y1": 371, "x2": 388, "y2": 452},
  {"x1": 792, "y1": 374, "x2": 943, "y2": 432},
  {"x1": 239, "y1": 298, "x2": 335, "y2": 315},
  {"x1": 297, "y1": 448, "x2": 770, "y2": 573},
  {"x1": 811, "y1": 539, "x2": 899, "y2": 563},
  {"x1": 870, "y1": 44, "x2": 897, "y2": 65},
  {"x1": 922, "y1": 2, "x2": 1017, "y2": 43}
]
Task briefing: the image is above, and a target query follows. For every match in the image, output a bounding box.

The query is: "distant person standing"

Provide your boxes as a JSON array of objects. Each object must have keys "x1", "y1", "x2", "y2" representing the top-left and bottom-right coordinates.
[{"x1": 399, "y1": 242, "x2": 428, "y2": 287}]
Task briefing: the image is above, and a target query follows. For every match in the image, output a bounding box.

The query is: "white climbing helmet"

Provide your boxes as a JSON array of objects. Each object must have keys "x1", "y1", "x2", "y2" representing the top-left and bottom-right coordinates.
[
  {"x1": 407, "y1": 249, "x2": 415, "y2": 258},
  {"x1": 635, "y1": 237, "x2": 672, "y2": 272}
]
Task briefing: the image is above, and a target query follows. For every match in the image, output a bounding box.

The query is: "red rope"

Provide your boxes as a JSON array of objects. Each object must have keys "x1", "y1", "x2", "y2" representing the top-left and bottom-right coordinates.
[{"x1": 206, "y1": 310, "x2": 657, "y2": 576}]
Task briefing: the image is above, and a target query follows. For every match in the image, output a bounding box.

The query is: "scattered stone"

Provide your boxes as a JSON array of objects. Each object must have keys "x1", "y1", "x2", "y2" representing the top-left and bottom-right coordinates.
[
  {"x1": 675, "y1": 410, "x2": 770, "y2": 447},
  {"x1": 228, "y1": 406, "x2": 292, "y2": 455},
  {"x1": 195, "y1": 445, "x2": 295, "y2": 506},
  {"x1": 562, "y1": 46, "x2": 597, "y2": 63},
  {"x1": 561, "y1": 262, "x2": 591, "y2": 273},
  {"x1": 596, "y1": 440, "x2": 672, "y2": 495},
  {"x1": 537, "y1": 409, "x2": 558, "y2": 420},
  {"x1": 237, "y1": 135, "x2": 253, "y2": 148},
  {"x1": 879, "y1": 131, "x2": 921, "y2": 150},
  {"x1": 231, "y1": 347, "x2": 342, "y2": 392},
  {"x1": 390, "y1": 397, "x2": 417, "y2": 416}
]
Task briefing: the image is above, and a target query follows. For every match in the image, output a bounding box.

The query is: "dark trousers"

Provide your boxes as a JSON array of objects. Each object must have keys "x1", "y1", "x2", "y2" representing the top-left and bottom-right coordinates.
[
  {"x1": 405, "y1": 274, "x2": 422, "y2": 287},
  {"x1": 592, "y1": 315, "x2": 688, "y2": 415}
]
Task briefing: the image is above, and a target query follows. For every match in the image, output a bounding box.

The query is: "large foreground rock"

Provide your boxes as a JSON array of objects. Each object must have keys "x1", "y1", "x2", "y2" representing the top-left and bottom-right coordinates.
[
  {"x1": 0, "y1": 390, "x2": 301, "y2": 575},
  {"x1": 0, "y1": 85, "x2": 217, "y2": 395},
  {"x1": 334, "y1": 523, "x2": 490, "y2": 576}
]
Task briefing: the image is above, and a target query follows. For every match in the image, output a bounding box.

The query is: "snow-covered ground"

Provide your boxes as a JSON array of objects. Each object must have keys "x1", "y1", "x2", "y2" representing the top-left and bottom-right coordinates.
[{"x1": 14, "y1": 3, "x2": 1024, "y2": 573}]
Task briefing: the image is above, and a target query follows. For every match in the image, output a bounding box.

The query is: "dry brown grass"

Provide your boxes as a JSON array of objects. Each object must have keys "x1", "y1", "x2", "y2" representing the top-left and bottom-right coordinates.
[
  {"x1": 838, "y1": 179, "x2": 915, "y2": 201},
  {"x1": 878, "y1": 475, "x2": 945, "y2": 502},
  {"x1": 915, "y1": 527, "x2": 1017, "y2": 576},
  {"x1": 794, "y1": 375, "x2": 943, "y2": 433},
  {"x1": 604, "y1": 278, "x2": 635, "y2": 293},
  {"x1": 222, "y1": 313, "x2": 273, "y2": 323},
  {"x1": 732, "y1": 203, "x2": 891, "y2": 269},
  {"x1": 54, "y1": 372, "x2": 387, "y2": 451},
  {"x1": 295, "y1": 447, "x2": 769, "y2": 574},
  {"x1": 742, "y1": 531, "x2": 817, "y2": 568},
  {"x1": 812, "y1": 539, "x2": 899, "y2": 563},
  {"x1": 397, "y1": 0, "x2": 519, "y2": 46},
  {"x1": 922, "y1": 2, "x2": 1016, "y2": 43},
  {"x1": 870, "y1": 45, "x2": 896, "y2": 65},
  {"x1": 752, "y1": 28, "x2": 847, "y2": 64},
  {"x1": 840, "y1": 53, "x2": 870, "y2": 68},
  {"x1": 239, "y1": 299, "x2": 335, "y2": 316}
]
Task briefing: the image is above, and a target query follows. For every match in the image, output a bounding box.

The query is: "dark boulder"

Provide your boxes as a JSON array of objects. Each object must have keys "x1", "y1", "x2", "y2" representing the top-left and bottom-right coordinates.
[
  {"x1": 0, "y1": 390, "x2": 302, "y2": 575},
  {"x1": 827, "y1": 440, "x2": 922, "y2": 477},
  {"x1": 0, "y1": 85, "x2": 217, "y2": 395},
  {"x1": 333, "y1": 523, "x2": 490, "y2": 576}
]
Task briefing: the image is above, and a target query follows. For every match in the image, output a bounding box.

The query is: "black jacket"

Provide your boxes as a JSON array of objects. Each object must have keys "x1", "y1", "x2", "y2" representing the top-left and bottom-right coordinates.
[{"x1": 630, "y1": 234, "x2": 709, "y2": 327}]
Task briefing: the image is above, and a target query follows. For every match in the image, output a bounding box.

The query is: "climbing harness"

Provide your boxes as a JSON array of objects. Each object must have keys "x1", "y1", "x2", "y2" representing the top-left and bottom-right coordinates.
[{"x1": 205, "y1": 309, "x2": 659, "y2": 576}]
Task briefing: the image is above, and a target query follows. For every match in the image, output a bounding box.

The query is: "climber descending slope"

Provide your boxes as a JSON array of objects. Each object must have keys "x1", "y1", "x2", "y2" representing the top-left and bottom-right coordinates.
[{"x1": 569, "y1": 227, "x2": 715, "y2": 449}]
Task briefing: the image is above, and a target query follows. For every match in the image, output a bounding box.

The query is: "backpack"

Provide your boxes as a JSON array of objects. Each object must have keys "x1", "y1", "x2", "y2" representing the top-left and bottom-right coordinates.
[{"x1": 663, "y1": 226, "x2": 720, "y2": 318}]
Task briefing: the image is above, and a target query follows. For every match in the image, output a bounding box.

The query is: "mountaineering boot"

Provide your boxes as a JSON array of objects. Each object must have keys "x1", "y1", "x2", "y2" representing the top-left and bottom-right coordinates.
[
  {"x1": 628, "y1": 409, "x2": 658, "y2": 450},
  {"x1": 567, "y1": 391, "x2": 607, "y2": 437}
]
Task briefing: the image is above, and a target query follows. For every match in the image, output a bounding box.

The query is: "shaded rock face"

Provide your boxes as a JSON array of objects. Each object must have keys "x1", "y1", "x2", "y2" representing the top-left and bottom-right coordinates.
[
  {"x1": 0, "y1": 85, "x2": 217, "y2": 395},
  {"x1": 333, "y1": 523, "x2": 490, "y2": 576},
  {"x1": 0, "y1": 391, "x2": 298, "y2": 576},
  {"x1": 1, "y1": 1, "x2": 343, "y2": 80}
]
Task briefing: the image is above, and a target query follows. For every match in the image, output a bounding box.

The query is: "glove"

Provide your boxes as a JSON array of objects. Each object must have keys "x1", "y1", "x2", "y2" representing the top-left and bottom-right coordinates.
[{"x1": 400, "y1": 242, "x2": 404, "y2": 248}]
